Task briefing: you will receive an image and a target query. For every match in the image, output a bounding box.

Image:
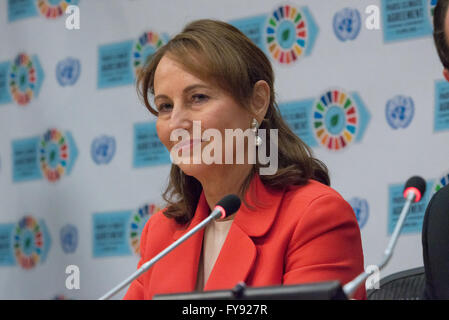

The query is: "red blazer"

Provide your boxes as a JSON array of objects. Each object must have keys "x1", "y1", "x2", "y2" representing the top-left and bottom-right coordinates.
[{"x1": 124, "y1": 174, "x2": 366, "y2": 300}]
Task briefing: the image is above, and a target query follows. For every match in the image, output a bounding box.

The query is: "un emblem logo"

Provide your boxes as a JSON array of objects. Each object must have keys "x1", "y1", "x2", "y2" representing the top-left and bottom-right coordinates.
[
  {"x1": 349, "y1": 198, "x2": 369, "y2": 229},
  {"x1": 60, "y1": 224, "x2": 78, "y2": 254},
  {"x1": 333, "y1": 8, "x2": 361, "y2": 41},
  {"x1": 91, "y1": 135, "x2": 116, "y2": 165},
  {"x1": 56, "y1": 57, "x2": 81, "y2": 87},
  {"x1": 386, "y1": 95, "x2": 414, "y2": 129}
]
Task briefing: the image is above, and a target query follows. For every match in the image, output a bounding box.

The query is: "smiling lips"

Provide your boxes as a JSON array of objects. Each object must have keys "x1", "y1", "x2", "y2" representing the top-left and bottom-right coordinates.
[{"x1": 173, "y1": 139, "x2": 202, "y2": 152}]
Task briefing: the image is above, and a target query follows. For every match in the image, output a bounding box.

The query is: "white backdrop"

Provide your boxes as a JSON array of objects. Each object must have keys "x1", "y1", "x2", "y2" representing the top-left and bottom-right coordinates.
[{"x1": 0, "y1": 0, "x2": 447, "y2": 299}]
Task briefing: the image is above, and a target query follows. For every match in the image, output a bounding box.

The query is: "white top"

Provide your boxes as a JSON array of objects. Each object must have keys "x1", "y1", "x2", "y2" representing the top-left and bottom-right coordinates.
[{"x1": 195, "y1": 217, "x2": 234, "y2": 291}]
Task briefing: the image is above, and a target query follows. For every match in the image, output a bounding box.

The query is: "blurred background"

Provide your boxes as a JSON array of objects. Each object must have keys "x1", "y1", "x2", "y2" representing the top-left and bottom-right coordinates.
[{"x1": 0, "y1": 0, "x2": 447, "y2": 299}]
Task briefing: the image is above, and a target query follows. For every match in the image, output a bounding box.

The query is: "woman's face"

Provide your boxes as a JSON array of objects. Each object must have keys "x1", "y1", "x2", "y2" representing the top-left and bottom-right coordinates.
[{"x1": 153, "y1": 54, "x2": 253, "y2": 178}]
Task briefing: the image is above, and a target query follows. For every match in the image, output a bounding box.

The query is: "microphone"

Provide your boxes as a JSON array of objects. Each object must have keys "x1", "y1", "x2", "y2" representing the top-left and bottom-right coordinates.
[
  {"x1": 343, "y1": 176, "x2": 426, "y2": 299},
  {"x1": 99, "y1": 194, "x2": 241, "y2": 300}
]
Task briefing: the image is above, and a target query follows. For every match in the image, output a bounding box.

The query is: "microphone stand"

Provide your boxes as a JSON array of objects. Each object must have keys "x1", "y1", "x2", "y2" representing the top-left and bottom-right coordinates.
[{"x1": 343, "y1": 191, "x2": 416, "y2": 298}]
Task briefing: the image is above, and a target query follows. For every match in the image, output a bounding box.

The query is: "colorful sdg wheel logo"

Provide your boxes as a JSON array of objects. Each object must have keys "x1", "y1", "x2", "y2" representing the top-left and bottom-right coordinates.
[
  {"x1": 13, "y1": 216, "x2": 44, "y2": 270},
  {"x1": 39, "y1": 129, "x2": 70, "y2": 182},
  {"x1": 129, "y1": 204, "x2": 160, "y2": 255},
  {"x1": 312, "y1": 89, "x2": 360, "y2": 151},
  {"x1": 265, "y1": 4, "x2": 308, "y2": 64},
  {"x1": 9, "y1": 53, "x2": 37, "y2": 106},
  {"x1": 133, "y1": 31, "x2": 166, "y2": 77},
  {"x1": 432, "y1": 170, "x2": 449, "y2": 196},
  {"x1": 37, "y1": 0, "x2": 79, "y2": 19}
]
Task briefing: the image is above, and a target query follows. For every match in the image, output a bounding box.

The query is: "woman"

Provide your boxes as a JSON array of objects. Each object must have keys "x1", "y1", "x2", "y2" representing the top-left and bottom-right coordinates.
[{"x1": 124, "y1": 19, "x2": 366, "y2": 300}]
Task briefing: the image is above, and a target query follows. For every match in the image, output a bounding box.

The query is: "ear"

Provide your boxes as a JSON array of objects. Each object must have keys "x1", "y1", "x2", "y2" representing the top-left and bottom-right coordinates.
[
  {"x1": 250, "y1": 80, "x2": 270, "y2": 122},
  {"x1": 443, "y1": 69, "x2": 449, "y2": 82}
]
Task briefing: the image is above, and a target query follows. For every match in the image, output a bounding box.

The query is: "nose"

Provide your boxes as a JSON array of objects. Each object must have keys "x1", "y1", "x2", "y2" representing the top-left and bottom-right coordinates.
[{"x1": 168, "y1": 103, "x2": 192, "y2": 132}]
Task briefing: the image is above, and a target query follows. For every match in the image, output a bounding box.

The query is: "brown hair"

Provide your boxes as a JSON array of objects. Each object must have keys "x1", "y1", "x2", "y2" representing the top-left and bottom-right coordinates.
[
  {"x1": 434, "y1": 0, "x2": 449, "y2": 69},
  {"x1": 137, "y1": 19, "x2": 329, "y2": 225}
]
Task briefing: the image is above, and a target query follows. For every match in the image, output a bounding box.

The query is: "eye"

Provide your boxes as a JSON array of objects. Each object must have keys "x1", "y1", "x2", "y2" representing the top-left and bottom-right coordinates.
[
  {"x1": 157, "y1": 103, "x2": 173, "y2": 113},
  {"x1": 192, "y1": 94, "x2": 209, "y2": 103}
]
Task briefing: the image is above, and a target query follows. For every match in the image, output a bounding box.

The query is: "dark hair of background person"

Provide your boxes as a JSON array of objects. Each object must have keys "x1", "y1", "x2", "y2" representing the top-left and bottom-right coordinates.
[
  {"x1": 422, "y1": 184, "x2": 449, "y2": 299},
  {"x1": 434, "y1": 0, "x2": 449, "y2": 69},
  {"x1": 137, "y1": 19, "x2": 330, "y2": 225}
]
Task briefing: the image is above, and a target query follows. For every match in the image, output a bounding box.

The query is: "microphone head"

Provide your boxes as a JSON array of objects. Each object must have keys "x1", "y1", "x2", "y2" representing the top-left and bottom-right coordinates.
[
  {"x1": 215, "y1": 194, "x2": 241, "y2": 219},
  {"x1": 403, "y1": 176, "x2": 426, "y2": 202}
]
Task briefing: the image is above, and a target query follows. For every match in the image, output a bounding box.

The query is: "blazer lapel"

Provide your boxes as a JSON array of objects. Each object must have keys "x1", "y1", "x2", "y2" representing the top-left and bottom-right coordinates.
[
  {"x1": 204, "y1": 173, "x2": 285, "y2": 291},
  {"x1": 204, "y1": 223, "x2": 256, "y2": 291},
  {"x1": 150, "y1": 193, "x2": 209, "y2": 296}
]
